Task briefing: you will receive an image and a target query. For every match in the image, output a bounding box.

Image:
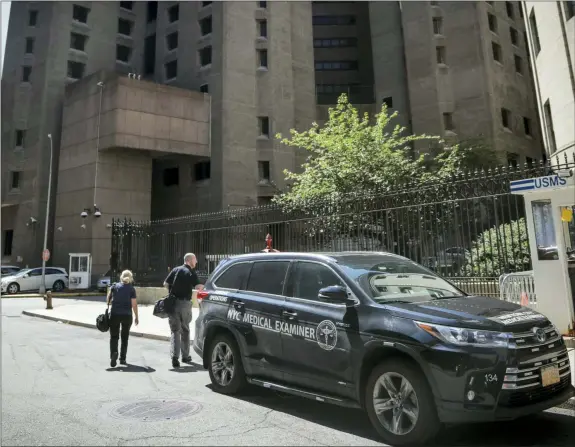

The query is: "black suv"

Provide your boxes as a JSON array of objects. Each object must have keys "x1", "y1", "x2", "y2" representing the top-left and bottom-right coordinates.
[{"x1": 194, "y1": 252, "x2": 574, "y2": 445}]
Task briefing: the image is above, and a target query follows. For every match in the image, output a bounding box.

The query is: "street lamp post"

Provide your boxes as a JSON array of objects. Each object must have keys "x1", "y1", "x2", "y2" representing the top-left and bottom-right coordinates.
[{"x1": 39, "y1": 134, "x2": 54, "y2": 295}]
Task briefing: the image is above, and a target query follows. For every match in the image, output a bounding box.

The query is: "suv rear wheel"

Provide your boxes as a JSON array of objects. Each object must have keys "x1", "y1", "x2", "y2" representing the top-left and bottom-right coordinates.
[
  {"x1": 365, "y1": 358, "x2": 439, "y2": 446},
  {"x1": 208, "y1": 333, "x2": 246, "y2": 395}
]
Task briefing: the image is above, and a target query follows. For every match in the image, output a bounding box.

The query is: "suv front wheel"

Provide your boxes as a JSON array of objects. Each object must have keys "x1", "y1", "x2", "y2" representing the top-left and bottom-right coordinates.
[
  {"x1": 208, "y1": 333, "x2": 246, "y2": 395},
  {"x1": 365, "y1": 358, "x2": 440, "y2": 446}
]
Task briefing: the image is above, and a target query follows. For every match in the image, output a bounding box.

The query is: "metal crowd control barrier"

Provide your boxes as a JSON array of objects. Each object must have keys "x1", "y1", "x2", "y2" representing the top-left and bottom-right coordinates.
[{"x1": 499, "y1": 271, "x2": 537, "y2": 308}]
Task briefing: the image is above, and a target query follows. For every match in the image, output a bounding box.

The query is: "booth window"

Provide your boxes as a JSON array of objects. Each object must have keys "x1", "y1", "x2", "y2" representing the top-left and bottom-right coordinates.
[{"x1": 532, "y1": 199, "x2": 557, "y2": 261}]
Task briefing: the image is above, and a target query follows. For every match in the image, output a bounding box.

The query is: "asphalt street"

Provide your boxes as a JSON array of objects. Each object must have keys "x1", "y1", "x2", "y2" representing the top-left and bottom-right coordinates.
[{"x1": 2, "y1": 298, "x2": 574, "y2": 446}]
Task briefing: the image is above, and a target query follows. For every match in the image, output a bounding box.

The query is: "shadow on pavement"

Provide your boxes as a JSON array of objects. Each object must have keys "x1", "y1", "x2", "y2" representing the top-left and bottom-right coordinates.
[
  {"x1": 209, "y1": 385, "x2": 575, "y2": 446},
  {"x1": 106, "y1": 364, "x2": 156, "y2": 373},
  {"x1": 170, "y1": 363, "x2": 202, "y2": 373}
]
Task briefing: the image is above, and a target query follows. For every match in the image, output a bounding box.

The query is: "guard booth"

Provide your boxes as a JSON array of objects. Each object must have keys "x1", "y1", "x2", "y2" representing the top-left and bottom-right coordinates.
[
  {"x1": 509, "y1": 171, "x2": 575, "y2": 335},
  {"x1": 68, "y1": 253, "x2": 92, "y2": 290}
]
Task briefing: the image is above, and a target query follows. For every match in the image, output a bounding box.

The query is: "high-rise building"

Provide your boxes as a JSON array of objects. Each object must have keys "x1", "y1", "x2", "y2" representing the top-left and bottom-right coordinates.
[
  {"x1": 522, "y1": 1, "x2": 575, "y2": 164},
  {"x1": 1, "y1": 1, "x2": 544, "y2": 277}
]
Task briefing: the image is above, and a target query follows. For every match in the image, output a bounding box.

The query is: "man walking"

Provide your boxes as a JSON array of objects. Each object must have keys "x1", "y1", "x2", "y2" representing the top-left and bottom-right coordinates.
[{"x1": 164, "y1": 253, "x2": 203, "y2": 368}]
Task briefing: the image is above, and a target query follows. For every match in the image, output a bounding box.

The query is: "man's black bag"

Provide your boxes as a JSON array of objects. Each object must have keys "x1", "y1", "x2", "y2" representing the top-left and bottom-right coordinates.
[
  {"x1": 96, "y1": 307, "x2": 110, "y2": 332},
  {"x1": 153, "y1": 268, "x2": 180, "y2": 319}
]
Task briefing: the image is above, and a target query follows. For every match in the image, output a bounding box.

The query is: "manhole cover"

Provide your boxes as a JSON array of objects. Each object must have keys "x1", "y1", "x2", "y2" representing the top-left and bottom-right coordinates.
[{"x1": 109, "y1": 399, "x2": 202, "y2": 422}]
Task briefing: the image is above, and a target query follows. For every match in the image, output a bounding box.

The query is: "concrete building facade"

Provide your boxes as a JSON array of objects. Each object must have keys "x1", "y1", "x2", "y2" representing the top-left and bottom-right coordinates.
[
  {"x1": 523, "y1": 1, "x2": 575, "y2": 163},
  {"x1": 2, "y1": 1, "x2": 545, "y2": 278}
]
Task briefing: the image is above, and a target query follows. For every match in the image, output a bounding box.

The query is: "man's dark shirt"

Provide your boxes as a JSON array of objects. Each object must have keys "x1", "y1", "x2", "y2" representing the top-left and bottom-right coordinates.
[{"x1": 165, "y1": 264, "x2": 200, "y2": 300}]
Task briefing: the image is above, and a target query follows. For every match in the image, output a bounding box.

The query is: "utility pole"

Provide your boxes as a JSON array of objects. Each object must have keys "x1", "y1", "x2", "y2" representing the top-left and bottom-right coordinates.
[{"x1": 39, "y1": 134, "x2": 54, "y2": 295}]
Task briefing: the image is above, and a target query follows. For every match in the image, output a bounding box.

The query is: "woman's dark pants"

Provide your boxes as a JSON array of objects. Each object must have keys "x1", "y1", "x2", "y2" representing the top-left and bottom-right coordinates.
[{"x1": 109, "y1": 314, "x2": 133, "y2": 361}]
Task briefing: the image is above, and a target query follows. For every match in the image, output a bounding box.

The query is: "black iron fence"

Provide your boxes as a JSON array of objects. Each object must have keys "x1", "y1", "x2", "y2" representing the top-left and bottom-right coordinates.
[{"x1": 111, "y1": 153, "x2": 575, "y2": 296}]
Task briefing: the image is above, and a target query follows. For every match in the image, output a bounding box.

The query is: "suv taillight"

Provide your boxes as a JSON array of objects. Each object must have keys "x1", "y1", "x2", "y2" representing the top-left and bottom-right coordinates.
[{"x1": 196, "y1": 290, "x2": 209, "y2": 302}]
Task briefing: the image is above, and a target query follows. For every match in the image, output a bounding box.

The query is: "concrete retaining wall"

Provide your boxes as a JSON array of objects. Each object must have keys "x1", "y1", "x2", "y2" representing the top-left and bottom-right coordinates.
[{"x1": 134, "y1": 287, "x2": 199, "y2": 308}]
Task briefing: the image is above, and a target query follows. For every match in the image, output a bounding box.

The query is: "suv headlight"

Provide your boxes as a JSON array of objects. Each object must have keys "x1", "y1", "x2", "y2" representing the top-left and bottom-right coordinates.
[{"x1": 415, "y1": 321, "x2": 512, "y2": 348}]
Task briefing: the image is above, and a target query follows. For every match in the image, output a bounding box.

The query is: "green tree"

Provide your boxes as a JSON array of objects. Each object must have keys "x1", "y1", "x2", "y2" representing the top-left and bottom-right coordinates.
[
  {"x1": 275, "y1": 94, "x2": 493, "y2": 207},
  {"x1": 463, "y1": 218, "x2": 531, "y2": 277}
]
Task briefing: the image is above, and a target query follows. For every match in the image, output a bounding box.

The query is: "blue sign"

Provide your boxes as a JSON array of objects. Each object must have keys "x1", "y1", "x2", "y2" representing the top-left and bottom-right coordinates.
[{"x1": 510, "y1": 175, "x2": 568, "y2": 193}]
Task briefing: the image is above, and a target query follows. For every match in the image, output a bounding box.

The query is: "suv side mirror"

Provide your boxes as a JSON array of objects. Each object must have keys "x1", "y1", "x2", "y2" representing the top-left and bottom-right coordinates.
[{"x1": 318, "y1": 285, "x2": 354, "y2": 305}]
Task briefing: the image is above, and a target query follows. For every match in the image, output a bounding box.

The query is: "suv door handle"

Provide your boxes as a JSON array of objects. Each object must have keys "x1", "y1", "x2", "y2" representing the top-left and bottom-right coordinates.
[
  {"x1": 282, "y1": 310, "x2": 298, "y2": 319},
  {"x1": 232, "y1": 300, "x2": 244, "y2": 308}
]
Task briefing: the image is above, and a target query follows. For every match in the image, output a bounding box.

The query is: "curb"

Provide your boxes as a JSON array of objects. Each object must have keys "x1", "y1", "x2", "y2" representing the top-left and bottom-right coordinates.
[
  {"x1": 3, "y1": 292, "x2": 104, "y2": 298},
  {"x1": 21, "y1": 310, "x2": 170, "y2": 342}
]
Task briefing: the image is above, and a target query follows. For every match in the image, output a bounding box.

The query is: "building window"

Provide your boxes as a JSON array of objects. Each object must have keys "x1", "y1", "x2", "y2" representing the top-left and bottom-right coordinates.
[
  {"x1": 25, "y1": 37, "x2": 35, "y2": 54},
  {"x1": 147, "y1": 1, "x2": 158, "y2": 23},
  {"x1": 200, "y1": 16, "x2": 212, "y2": 35},
  {"x1": 565, "y1": 1, "x2": 575, "y2": 20},
  {"x1": 194, "y1": 161, "x2": 211, "y2": 181},
  {"x1": 73, "y1": 5, "x2": 89, "y2": 23},
  {"x1": 202, "y1": 1, "x2": 213, "y2": 6},
  {"x1": 3, "y1": 230, "x2": 13, "y2": 256},
  {"x1": 258, "y1": 1, "x2": 267, "y2": 8},
  {"x1": 507, "y1": 153, "x2": 518, "y2": 168},
  {"x1": 313, "y1": 37, "x2": 357, "y2": 48},
  {"x1": 258, "y1": 161, "x2": 271, "y2": 182},
  {"x1": 28, "y1": 10, "x2": 38, "y2": 26},
  {"x1": 67, "y1": 61, "x2": 85, "y2": 79},
  {"x1": 120, "y1": 1, "x2": 133, "y2": 10},
  {"x1": 258, "y1": 49, "x2": 268, "y2": 68},
  {"x1": 487, "y1": 1, "x2": 494, "y2": 5},
  {"x1": 165, "y1": 60, "x2": 177, "y2": 80},
  {"x1": 199, "y1": 46, "x2": 212, "y2": 66},
  {"x1": 382, "y1": 96, "x2": 393, "y2": 109},
  {"x1": 258, "y1": 20, "x2": 267, "y2": 38},
  {"x1": 529, "y1": 9, "x2": 541, "y2": 55},
  {"x1": 526, "y1": 156, "x2": 534, "y2": 167},
  {"x1": 70, "y1": 32, "x2": 87, "y2": 51},
  {"x1": 144, "y1": 34, "x2": 156, "y2": 75},
  {"x1": 258, "y1": 116, "x2": 270, "y2": 137},
  {"x1": 492, "y1": 42, "x2": 502, "y2": 62},
  {"x1": 15, "y1": 130, "x2": 25, "y2": 147},
  {"x1": 443, "y1": 112, "x2": 454, "y2": 131},
  {"x1": 505, "y1": 1, "x2": 514, "y2": 19},
  {"x1": 510, "y1": 27, "x2": 519, "y2": 46},
  {"x1": 432, "y1": 17, "x2": 443, "y2": 35},
  {"x1": 313, "y1": 15, "x2": 356, "y2": 26},
  {"x1": 10, "y1": 171, "x2": 21, "y2": 189},
  {"x1": 200, "y1": 84, "x2": 209, "y2": 93},
  {"x1": 501, "y1": 108, "x2": 511, "y2": 129},
  {"x1": 523, "y1": 116, "x2": 532, "y2": 136},
  {"x1": 22, "y1": 66, "x2": 32, "y2": 82},
  {"x1": 436, "y1": 46, "x2": 446, "y2": 64},
  {"x1": 488, "y1": 13, "x2": 497, "y2": 33},
  {"x1": 168, "y1": 4, "x2": 179, "y2": 23},
  {"x1": 514, "y1": 54, "x2": 523, "y2": 73},
  {"x1": 166, "y1": 32, "x2": 178, "y2": 51},
  {"x1": 116, "y1": 44, "x2": 131, "y2": 63},
  {"x1": 118, "y1": 18, "x2": 133, "y2": 36},
  {"x1": 315, "y1": 61, "x2": 358, "y2": 71},
  {"x1": 163, "y1": 167, "x2": 179, "y2": 187},
  {"x1": 543, "y1": 100, "x2": 557, "y2": 153},
  {"x1": 430, "y1": 1, "x2": 439, "y2": 5}
]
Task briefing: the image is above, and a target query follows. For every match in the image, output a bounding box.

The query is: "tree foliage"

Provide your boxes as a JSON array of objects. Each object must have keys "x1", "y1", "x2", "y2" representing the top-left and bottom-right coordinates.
[
  {"x1": 274, "y1": 94, "x2": 495, "y2": 208},
  {"x1": 462, "y1": 218, "x2": 531, "y2": 277}
]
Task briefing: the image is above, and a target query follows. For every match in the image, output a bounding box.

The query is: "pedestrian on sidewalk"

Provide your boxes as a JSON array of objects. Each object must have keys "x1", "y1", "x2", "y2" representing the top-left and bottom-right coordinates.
[
  {"x1": 164, "y1": 253, "x2": 204, "y2": 368},
  {"x1": 107, "y1": 269, "x2": 139, "y2": 367}
]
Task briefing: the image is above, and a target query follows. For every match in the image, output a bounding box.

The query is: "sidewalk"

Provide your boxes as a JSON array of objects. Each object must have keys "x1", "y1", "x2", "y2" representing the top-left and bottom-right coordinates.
[{"x1": 22, "y1": 298, "x2": 197, "y2": 342}]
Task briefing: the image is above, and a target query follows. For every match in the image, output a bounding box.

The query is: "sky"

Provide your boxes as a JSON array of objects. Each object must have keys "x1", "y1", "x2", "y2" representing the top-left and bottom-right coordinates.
[{"x1": 1, "y1": 1, "x2": 11, "y2": 71}]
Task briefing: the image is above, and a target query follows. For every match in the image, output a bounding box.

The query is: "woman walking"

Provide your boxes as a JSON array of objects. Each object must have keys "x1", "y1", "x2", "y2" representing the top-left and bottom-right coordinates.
[{"x1": 107, "y1": 270, "x2": 139, "y2": 367}]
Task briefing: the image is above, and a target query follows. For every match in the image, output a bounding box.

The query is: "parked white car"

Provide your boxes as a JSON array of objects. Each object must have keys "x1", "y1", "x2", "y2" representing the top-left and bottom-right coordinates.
[
  {"x1": 1, "y1": 267, "x2": 69, "y2": 295},
  {"x1": 1, "y1": 265, "x2": 21, "y2": 277}
]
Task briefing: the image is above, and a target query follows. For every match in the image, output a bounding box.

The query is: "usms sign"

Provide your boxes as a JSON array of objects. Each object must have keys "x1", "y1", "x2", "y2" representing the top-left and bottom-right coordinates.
[{"x1": 510, "y1": 175, "x2": 572, "y2": 194}]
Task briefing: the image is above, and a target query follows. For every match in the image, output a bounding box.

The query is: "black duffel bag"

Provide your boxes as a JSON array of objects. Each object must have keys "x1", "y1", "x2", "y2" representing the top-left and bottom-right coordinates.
[
  {"x1": 153, "y1": 294, "x2": 176, "y2": 319},
  {"x1": 96, "y1": 307, "x2": 110, "y2": 332}
]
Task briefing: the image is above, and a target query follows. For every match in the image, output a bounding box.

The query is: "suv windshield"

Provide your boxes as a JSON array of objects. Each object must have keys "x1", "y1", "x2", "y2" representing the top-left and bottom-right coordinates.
[{"x1": 335, "y1": 254, "x2": 464, "y2": 303}]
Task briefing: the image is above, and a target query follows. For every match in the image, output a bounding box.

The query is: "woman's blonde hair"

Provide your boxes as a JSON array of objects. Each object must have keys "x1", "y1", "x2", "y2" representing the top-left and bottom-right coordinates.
[{"x1": 120, "y1": 270, "x2": 134, "y2": 284}]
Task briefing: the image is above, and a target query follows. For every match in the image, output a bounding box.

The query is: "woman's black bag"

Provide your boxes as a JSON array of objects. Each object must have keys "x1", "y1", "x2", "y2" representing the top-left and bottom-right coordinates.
[
  {"x1": 153, "y1": 270, "x2": 179, "y2": 319},
  {"x1": 96, "y1": 307, "x2": 110, "y2": 332}
]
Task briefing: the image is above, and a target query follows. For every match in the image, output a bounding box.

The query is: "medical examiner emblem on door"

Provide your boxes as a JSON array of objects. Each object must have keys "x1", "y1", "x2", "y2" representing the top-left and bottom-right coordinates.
[{"x1": 316, "y1": 320, "x2": 338, "y2": 351}]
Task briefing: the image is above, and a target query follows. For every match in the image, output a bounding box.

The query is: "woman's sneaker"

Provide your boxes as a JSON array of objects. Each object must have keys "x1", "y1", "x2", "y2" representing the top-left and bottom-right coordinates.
[
  {"x1": 172, "y1": 357, "x2": 180, "y2": 368},
  {"x1": 111, "y1": 352, "x2": 118, "y2": 368}
]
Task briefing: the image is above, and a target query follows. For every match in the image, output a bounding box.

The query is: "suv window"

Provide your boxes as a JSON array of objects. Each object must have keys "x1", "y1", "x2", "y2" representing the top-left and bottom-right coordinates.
[
  {"x1": 245, "y1": 261, "x2": 289, "y2": 296},
  {"x1": 46, "y1": 268, "x2": 62, "y2": 275},
  {"x1": 292, "y1": 262, "x2": 344, "y2": 301},
  {"x1": 28, "y1": 269, "x2": 42, "y2": 277},
  {"x1": 214, "y1": 262, "x2": 251, "y2": 290}
]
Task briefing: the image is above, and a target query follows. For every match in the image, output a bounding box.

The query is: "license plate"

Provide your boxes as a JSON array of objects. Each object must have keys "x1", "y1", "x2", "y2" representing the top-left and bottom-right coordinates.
[{"x1": 541, "y1": 365, "x2": 560, "y2": 387}]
